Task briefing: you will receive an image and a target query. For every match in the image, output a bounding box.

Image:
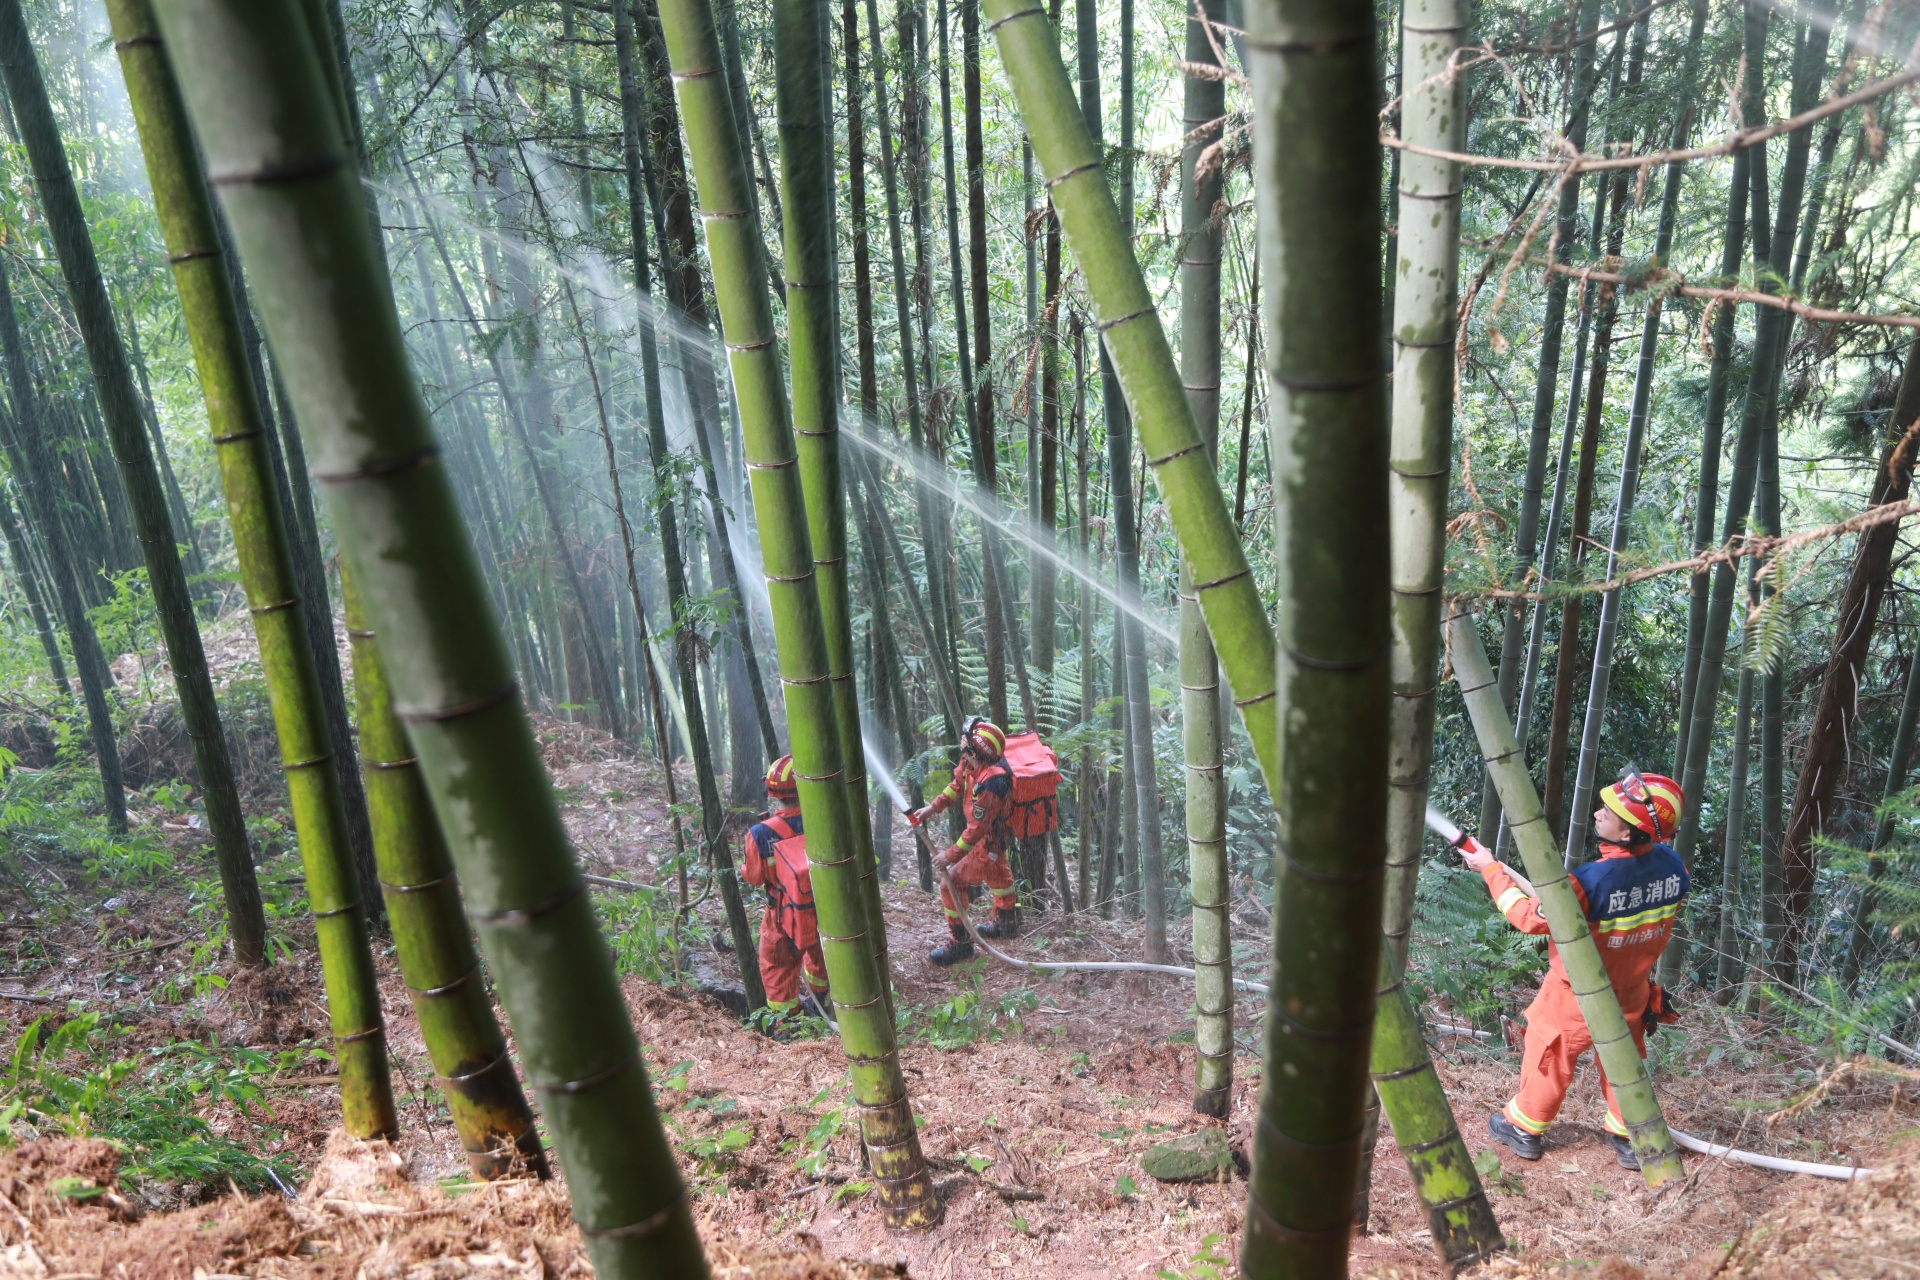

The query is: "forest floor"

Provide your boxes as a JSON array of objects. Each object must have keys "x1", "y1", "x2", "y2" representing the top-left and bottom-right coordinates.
[{"x1": 0, "y1": 687, "x2": 1916, "y2": 1277}]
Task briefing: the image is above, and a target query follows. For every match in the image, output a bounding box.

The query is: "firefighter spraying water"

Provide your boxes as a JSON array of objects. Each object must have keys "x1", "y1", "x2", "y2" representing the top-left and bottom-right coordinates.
[
  {"x1": 907, "y1": 716, "x2": 1061, "y2": 967},
  {"x1": 1449, "y1": 768, "x2": 1689, "y2": 1170}
]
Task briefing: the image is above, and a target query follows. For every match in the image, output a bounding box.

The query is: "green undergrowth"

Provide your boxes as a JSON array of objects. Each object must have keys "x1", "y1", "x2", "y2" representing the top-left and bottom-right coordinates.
[
  {"x1": 897, "y1": 970, "x2": 1038, "y2": 1049},
  {"x1": 0, "y1": 1011, "x2": 314, "y2": 1197}
]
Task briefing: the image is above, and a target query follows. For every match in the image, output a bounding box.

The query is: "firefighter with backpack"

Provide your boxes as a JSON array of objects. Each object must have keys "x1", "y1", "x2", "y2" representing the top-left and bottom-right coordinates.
[
  {"x1": 909, "y1": 716, "x2": 1061, "y2": 966},
  {"x1": 741, "y1": 756, "x2": 830, "y2": 1026}
]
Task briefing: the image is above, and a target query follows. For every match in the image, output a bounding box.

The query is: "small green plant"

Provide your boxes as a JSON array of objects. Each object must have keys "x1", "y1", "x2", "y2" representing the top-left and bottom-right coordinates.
[
  {"x1": 1473, "y1": 1147, "x2": 1525, "y2": 1194},
  {"x1": 0, "y1": 1016, "x2": 299, "y2": 1194},
  {"x1": 1114, "y1": 1173, "x2": 1138, "y2": 1200},
  {"x1": 1158, "y1": 1233, "x2": 1232, "y2": 1280},
  {"x1": 796, "y1": 1087, "x2": 845, "y2": 1177},
  {"x1": 830, "y1": 1178, "x2": 873, "y2": 1204},
  {"x1": 913, "y1": 977, "x2": 1038, "y2": 1049},
  {"x1": 599, "y1": 880, "x2": 688, "y2": 985}
]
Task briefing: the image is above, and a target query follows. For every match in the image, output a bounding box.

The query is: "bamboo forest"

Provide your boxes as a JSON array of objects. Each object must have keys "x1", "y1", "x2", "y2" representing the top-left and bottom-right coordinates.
[{"x1": 0, "y1": 0, "x2": 1918, "y2": 1272}]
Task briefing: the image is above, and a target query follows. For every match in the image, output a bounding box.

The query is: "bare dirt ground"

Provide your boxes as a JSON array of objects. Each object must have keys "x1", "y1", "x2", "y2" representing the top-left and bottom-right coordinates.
[{"x1": 0, "y1": 708, "x2": 1913, "y2": 1277}]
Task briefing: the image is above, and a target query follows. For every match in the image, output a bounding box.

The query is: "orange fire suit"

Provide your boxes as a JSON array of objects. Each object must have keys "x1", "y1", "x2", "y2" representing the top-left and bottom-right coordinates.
[
  {"x1": 741, "y1": 807, "x2": 828, "y2": 1012},
  {"x1": 925, "y1": 757, "x2": 1018, "y2": 919},
  {"x1": 1481, "y1": 840, "x2": 1690, "y2": 1137}
]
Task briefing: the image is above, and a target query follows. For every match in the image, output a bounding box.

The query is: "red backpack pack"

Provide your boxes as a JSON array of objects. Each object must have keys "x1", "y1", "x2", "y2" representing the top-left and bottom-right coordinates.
[
  {"x1": 770, "y1": 832, "x2": 818, "y2": 950},
  {"x1": 1000, "y1": 732, "x2": 1061, "y2": 838}
]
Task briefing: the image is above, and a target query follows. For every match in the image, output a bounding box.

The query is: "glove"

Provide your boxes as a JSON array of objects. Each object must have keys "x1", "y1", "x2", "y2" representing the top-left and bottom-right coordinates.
[{"x1": 1456, "y1": 836, "x2": 1495, "y2": 872}]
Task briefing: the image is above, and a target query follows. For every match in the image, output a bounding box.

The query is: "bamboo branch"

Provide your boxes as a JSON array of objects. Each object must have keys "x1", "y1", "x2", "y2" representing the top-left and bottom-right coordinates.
[
  {"x1": 1385, "y1": 64, "x2": 1920, "y2": 174},
  {"x1": 1465, "y1": 494, "x2": 1920, "y2": 602}
]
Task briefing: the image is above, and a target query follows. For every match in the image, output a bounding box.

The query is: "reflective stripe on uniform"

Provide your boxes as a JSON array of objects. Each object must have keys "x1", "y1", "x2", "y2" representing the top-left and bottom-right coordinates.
[
  {"x1": 1504, "y1": 1099, "x2": 1549, "y2": 1135},
  {"x1": 1496, "y1": 887, "x2": 1528, "y2": 917}
]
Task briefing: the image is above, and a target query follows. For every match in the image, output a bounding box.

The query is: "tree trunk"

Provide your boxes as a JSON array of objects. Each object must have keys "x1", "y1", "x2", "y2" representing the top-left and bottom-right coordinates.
[
  {"x1": 0, "y1": 266, "x2": 123, "y2": 829},
  {"x1": 615, "y1": 0, "x2": 763, "y2": 1005},
  {"x1": 154, "y1": 0, "x2": 712, "y2": 1268},
  {"x1": 2, "y1": 0, "x2": 264, "y2": 956},
  {"x1": 660, "y1": 0, "x2": 939, "y2": 1228},
  {"x1": 1477, "y1": 0, "x2": 1604, "y2": 842},
  {"x1": 1182, "y1": 0, "x2": 1230, "y2": 1120}
]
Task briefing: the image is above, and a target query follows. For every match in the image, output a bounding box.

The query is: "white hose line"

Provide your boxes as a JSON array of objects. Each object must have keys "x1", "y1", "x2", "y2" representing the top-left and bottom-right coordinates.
[{"x1": 1668, "y1": 1128, "x2": 1874, "y2": 1181}]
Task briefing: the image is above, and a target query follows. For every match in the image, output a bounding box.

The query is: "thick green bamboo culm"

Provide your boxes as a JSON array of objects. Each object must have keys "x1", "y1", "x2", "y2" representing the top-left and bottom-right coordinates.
[
  {"x1": 1244, "y1": 0, "x2": 1392, "y2": 1265},
  {"x1": 1179, "y1": 0, "x2": 1229, "y2": 1120},
  {"x1": 983, "y1": 0, "x2": 1274, "y2": 790},
  {"x1": 0, "y1": 0, "x2": 267, "y2": 968},
  {"x1": 341, "y1": 568, "x2": 545, "y2": 1177},
  {"x1": 105, "y1": 0, "x2": 394, "y2": 1135},
  {"x1": 148, "y1": 1, "x2": 707, "y2": 1272},
  {"x1": 657, "y1": 0, "x2": 938, "y2": 1231},
  {"x1": 1368, "y1": 963, "x2": 1503, "y2": 1260},
  {"x1": 774, "y1": 0, "x2": 895, "y2": 1016},
  {"x1": 1448, "y1": 607, "x2": 1684, "y2": 1187},
  {"x1": 988, "y1": 4, "x2": 1487, "y2": 1267}
]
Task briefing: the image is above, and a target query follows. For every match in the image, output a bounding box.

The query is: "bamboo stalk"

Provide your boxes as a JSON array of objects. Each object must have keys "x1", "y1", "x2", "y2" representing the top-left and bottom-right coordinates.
[
  {"x1": 0, "y1": 266, "x2": 122, "y2": 832},
  {"x1": 107, "y1": 0, "x2": 397, "y2": 1124},
  {"x1": 342, "y1": 567, "x2": 543, "y2": 1176},
  {"x1": 657, "y1": 0, "x2": 938, "y2": 1229},
  {"x1": 1449, "y1": 607, "x2": 1685, "y2": 1187},
  {"x1": 1, "y1": 0, "x2": 267, "y2": 965},
  {"x1": 1181, "y1": 0, "x2": 1229, "y2": 1120},
  {"x1": 150, "y1": 1, "x2": 708, "y2": 1270}
]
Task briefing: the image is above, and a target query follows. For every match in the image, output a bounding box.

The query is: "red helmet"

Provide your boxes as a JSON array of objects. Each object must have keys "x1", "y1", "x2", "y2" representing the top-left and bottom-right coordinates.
[
  {"x1": 765, "y1": 755, "x2": 798, "y2": 800},
  {"x1": 961, "y1": 716, "x2": 1006, "y2": 762},
  {"x1": 1601, "y1": 769, "x2": 1683, "y2": 843}
]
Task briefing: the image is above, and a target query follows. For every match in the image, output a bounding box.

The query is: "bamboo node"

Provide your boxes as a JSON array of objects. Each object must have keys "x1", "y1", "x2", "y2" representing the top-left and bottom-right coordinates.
[
  {"x1": 578, "y1": 1192, "x2": 689, "y2": 1242},
  {"x1": 334, "y1": 1025, "x2": 386, "y2": 1045},
  {"x1": 365, "y1": 756, "x2": 421, "y2": 771},
  {"x1": 281, "y1": 752, "x2": 333, "y2": 771},
  {"x1": 208, "y1": 429, "x2": 265, "y2": 445},
  {"x1": 165, "y1": 246, "x2": 220, "y2": 266},
  {"x1": 984, "y1": 4, "x2": 1047, "y2": 33},
  {"x1": 1242, "y1": 1185, "x2": 1353, "y2": 1246},
  {"x1": 207, "y1": 152, "x2": 349, "y2": 188},
  {"x1": 311, "y1": 901, "x2": 363, "y2": 920},
  {"x1": 310, "y1": 443, "x2": 441, "y2": 483},
  {"x1": 1271, "y1": 369, "x2": 1382, "y2": 393},
  {"x1": 1045, "y1": 160, "x2": 1101, "y2": 189},
  {"x1": 379, "y1": 870, "x2": 458, "y2": 895},
  {"x1": 1146, "y1": 439, "x2": 1207, "y2": 468},
  {"x1": 1284, "y1": 641, "x2": 1387, "y2": 673},
  {"x1": 396, "y1": 680, "x2": 518, "y2": 724},
  {"x1": 531, "y1": 1047, "x2": 642, "y2": 1096},
  {"x1": 407, "y1": 966, "x2": 482, "y2": 999},
  {"x1": 472, "y1": 878, "x2": 586, "y2": 927},
  {"x1": 1097, "y1": 305, "x2": 1156, "y2": 333},
  {"x1": 250, "y1": 597, "x2": 299, "y2": 616}
]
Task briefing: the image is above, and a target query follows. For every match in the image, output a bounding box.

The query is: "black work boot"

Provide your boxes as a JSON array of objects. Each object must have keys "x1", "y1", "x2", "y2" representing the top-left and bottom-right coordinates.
[
  {"x1": 1605, "y1": 1132, "x2": 1640, "y2": 1171},
  {"x1": 977, "y1": 903, "x2": 1021, "y2": 940},
  {"x1": 929, "y1": 922, "x2": 975, "y2": 966},
  {"x1": 1488, "y1": 1112, "x2": 1544, "y2": 1161}
]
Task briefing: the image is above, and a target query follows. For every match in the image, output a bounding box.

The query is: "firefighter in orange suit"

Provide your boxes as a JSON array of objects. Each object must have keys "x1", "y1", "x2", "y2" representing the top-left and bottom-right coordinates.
[
  {"x1": 1463, "y1": 770, "x2": 1689, "y2": 1170},
  {"x1": 908, "y1": 716, "x2": 1020, "y2": 965},
  {"x1": 740, "y1": 756, "x2": 830, "y2": 1022}
]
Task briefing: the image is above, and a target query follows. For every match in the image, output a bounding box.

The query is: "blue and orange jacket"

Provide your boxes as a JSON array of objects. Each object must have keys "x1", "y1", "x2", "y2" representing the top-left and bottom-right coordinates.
[
  {"x1": 1480, "y1": 840, "x2": 1689, "y2": 1022},
  {"x1": 924, "y1": 756, "x2": 1016, "y2": 863}
]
